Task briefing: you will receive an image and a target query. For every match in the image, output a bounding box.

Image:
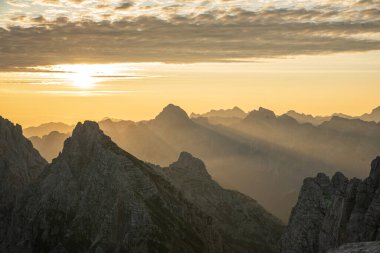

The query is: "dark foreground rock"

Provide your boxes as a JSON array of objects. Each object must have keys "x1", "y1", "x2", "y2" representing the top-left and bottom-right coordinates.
[
  {"x1": 1, "y1": 118, "x2": 284, "y2": 253},
  {"x1": 281, "y1": 157, "x2": 380, "y2": 253}
]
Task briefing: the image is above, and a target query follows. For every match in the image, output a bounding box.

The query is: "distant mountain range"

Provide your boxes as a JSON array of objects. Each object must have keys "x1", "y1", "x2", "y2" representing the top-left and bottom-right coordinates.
[
  {"x1": 285, "y1": 106, "x2": 380, "y2": 125},
  {"x1": 25, "y1": 105, "x2": 380, "y2": 222},
  {"x1": 0, "y1": 116, "x2": 283, "y2": 253},
  {"x1": 192, "y1": 106, "x2": 380, "y2": 126}
]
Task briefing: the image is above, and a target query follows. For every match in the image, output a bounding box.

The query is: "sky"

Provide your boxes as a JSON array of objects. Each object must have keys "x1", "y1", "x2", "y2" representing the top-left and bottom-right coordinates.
[{"x1": 0, "y1": 0, "x2": 379, "y2": 126}]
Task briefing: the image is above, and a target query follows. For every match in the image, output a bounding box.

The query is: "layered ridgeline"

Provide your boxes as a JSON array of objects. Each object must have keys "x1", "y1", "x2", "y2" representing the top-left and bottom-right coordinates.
[
  {"x1": 3, "y1": 119, "x2": 283, "y2": 252},
  {"x1": 281, "y1": 157, "x2": 380, "y2": 253},
  {"x1": 26, "y1": 104, "x2": 380, "y2": 222},
  {"x1": 0, "y1": 116, "x2": 47, "y2": 245}
]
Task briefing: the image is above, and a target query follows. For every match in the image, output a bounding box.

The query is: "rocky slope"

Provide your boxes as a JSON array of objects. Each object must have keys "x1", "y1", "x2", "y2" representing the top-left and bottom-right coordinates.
[
  {"x1": 2, "y1": 120, "x2": 284, "y2": 252},
  {"x1": 159, "y1": 152, "x2": 284, "y2": 253},
  {"x1": 281, "y1": 157, "x2": 380, "y2": 253},
  {"x1": 0, "y1": 116, "x2": 47, "y2": 247}
]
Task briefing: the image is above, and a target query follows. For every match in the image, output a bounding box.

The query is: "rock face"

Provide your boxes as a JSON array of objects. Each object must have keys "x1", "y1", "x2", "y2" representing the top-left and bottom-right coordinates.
[
  {"x1": 281, "y1": 157, "x2": 380, "y2": 253},
  {"x1": 0, "y1": 116, "x2": 47, "y2": 247},
  {"x1": 2, "y1": 120, "x2": 284, "y2": 253},
  {"x1": 160, "y1": 152, "x2": 284, "y2": 253}
]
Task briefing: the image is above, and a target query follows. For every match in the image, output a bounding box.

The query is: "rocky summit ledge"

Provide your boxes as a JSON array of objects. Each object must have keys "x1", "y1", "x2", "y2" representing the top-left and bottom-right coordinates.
[{"x1": 328, "y1": 242, "x2": 380, "y2": 253}]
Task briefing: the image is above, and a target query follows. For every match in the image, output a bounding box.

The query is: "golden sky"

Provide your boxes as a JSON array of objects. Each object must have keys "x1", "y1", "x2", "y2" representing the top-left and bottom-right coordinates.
[{"x1": 0, "y1": 0, "x2": 379, "y2": 126}]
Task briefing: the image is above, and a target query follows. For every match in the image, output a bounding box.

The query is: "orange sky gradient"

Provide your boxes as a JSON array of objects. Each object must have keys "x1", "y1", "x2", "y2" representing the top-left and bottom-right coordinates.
[{"x1": 1, "y1": 51, "x2": 380, "y2": 127}]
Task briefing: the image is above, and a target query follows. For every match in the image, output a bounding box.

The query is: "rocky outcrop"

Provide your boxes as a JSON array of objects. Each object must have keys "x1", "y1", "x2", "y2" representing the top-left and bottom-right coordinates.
[
  {"x1": 0, "y1": 116, "x2": 47, "y2": 247},
  {"x1": 160, "y1": 152, "x2": 284, "y2": 253},
  {"x1": 281, "y1": 157, "x2": 380, "y2": 253}
]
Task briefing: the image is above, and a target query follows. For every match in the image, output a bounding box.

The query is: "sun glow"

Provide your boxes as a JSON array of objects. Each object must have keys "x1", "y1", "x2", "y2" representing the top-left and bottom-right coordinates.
[
  {"x1": 48, "y1": 64, "x2": 131, "y2": 89},
  {"x1": 67, "y1": 65, "x2": 96, "y2": 89}
]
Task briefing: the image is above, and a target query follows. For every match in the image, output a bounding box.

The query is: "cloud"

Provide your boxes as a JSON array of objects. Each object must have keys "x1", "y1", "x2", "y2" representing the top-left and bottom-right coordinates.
[
  {"x1": 115, "y1": 1, "x2": 134, "y2": 11},
  {"x1": 0, "y1": 4, "x2": 379, "y2": 68}
]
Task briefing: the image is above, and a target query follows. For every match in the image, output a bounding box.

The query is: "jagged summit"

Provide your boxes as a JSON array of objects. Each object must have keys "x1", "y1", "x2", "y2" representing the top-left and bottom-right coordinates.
[
  {"x1": 59, "y1": 120, "x2": 129, "y2": 166},
  {"x1": 70, "y1": 120, "x2": 104, "y2": 141},
  {"x1": 154, "y1": 104, "x2": 191, "y2": 125},
  {"x1": 169, "y1": 152, "x2": 211, "y2": 179}
]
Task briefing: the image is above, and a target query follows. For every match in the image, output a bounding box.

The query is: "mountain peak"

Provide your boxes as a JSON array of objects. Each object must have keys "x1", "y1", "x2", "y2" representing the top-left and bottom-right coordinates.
[
  {"x1": 244, "y1": 107, "x2": 276, "y2": 122},
  {"x1": 72, "y1": 120, "x2": 102, "y2": 138},
  {"x1": 61, "y1": 120, "x2": 119, "y2": 158},
  {"x1": 169, "y1": 152, "x2": 211, "y2": 180},
  {"x1": 154, "y1": 104, "x2": 190, "y2": 124}
]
